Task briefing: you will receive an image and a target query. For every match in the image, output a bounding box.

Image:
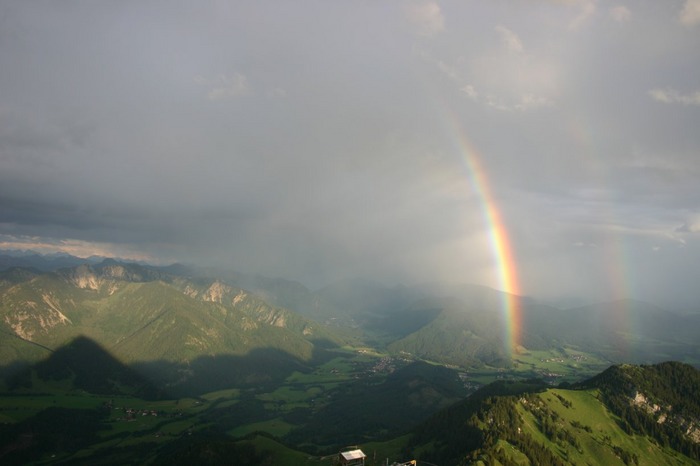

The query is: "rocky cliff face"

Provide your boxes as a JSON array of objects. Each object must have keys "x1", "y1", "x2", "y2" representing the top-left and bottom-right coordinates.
[
  {"x1": 202, "y1": 280, "x2": 231, "y2": 303},
  {"x1": 3, "y1": 299, "x2": 70, "y2": 340},
  {"x1": 187, "y1": 280, "x2": 302, "y2": 331},
  {"x1": 58, "y1": 264, "x2": 126, "y2": 295},
  {"x1": 585, "y1": 362, "x2": 700, "y2": 450},
  {"x1": 631, "y1": 390, "x2": 700, "y2": 444},
  {"x1": 1, "y1": 285, "x2": 72, "y2": 340},
  {"x1": 63, "y1": 264, "x2": 104, "y2": 290}
]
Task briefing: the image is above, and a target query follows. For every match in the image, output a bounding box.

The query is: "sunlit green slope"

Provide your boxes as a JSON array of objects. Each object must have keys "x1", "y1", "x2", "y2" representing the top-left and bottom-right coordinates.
[
  {"x1": 407, "y1": 362, "x2": 700, "y2": 465},
  {"x1": 387, "y1": 297, "x2": 508, "y2": 368},
  {"x1": 0, "y1": 263, "x2": 340, "y2": 368}
]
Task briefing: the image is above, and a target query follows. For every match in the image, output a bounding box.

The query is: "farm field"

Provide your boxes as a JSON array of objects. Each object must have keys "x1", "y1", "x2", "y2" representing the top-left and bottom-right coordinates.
[{"x1": 511, "y1": 347, "x2": 611, "y2": 382}]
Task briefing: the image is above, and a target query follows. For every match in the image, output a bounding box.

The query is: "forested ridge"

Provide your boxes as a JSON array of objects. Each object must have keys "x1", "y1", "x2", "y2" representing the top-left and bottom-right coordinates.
[
  {"x1": 581, "y1": 361, "x2": 700, "y2": 460},
  {"x1": 406, "y1": 362, "x2": 700, "y2": 465},
  {"x1": 406, "y1": 379, "x2": 560, "y2": 465}
]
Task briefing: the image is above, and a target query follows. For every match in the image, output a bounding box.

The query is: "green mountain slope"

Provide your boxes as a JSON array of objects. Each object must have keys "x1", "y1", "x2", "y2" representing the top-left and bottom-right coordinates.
[
  {"x1": 6, "y1": 258, "x2": 698, "y2": 375},
  {"x1": 407, "y1": 362, "x2": 700, "y2": 465},
  {"x1": 387, "y1": 297, "x2": 508, "y2": 368},
  {"x1": 0, "y1": 262, "x2": 339, "y2": 362},
  {"x1": 0, "y1": 331, "x2": 51, "y2": 378},
  {"x1": 579, "y1": 362, "x2": 700, "y2": 459}
]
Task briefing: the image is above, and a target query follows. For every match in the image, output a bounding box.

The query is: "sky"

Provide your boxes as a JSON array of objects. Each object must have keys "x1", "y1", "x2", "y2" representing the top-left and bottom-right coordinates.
[{"x1": 1, "y1": 0, "x2": 699, "y2": 309}]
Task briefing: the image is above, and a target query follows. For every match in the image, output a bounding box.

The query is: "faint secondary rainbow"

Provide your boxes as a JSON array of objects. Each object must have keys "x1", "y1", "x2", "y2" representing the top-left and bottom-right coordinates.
[
  {"x1": 444, "y1": 112, "x2": 523, "y2": 356},
  {"x1": 566, "y1": 113, "x2": 638, "y2": 357}
]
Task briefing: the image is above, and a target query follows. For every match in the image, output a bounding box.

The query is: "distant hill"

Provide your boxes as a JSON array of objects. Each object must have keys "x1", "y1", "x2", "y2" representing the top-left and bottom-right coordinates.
[
  {"x1": 313, "y1": 278, "x2": 700, "y2": 367},
  {"x1": 0, "y1": 251, "x2": 104, "y2": 272},
  {"x1": 407, "y1": 362, "x2": 700, "y2": 465},
  {"x1": 387, "y1": 297, "x2": 508, "y2": 367},
  {"x1": 521, "y1": 299, "x2": 700, "y2": 362}
]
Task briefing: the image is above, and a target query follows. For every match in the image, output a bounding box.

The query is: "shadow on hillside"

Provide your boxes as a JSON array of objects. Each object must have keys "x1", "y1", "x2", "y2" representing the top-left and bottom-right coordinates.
[
  {"x1": 133, "y1": 343, "x2": 338, "y2": 398},
  {"x1": 3, "y1": 336, "x2": 164, "y2": 399},
  {"x1": 0, "y1": 335, "x2": 340, "y2": 399}
]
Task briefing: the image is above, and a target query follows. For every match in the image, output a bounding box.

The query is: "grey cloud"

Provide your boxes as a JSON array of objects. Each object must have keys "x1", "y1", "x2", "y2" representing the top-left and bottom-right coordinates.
[
  {"x1": 649, "y1": 88, "x2": 700, "y2": 105},
  {"x1": 0, "y1": 1, "x2": 699, "y2": 308},
  {"x1": 680, "y1": 0, "x2": 700, "y2": 26}
]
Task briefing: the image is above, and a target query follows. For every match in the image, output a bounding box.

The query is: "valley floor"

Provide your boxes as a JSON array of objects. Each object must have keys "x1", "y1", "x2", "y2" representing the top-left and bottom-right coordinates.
[{"x1": 0, "y1": 344, "x2": 618, "y2": 465}]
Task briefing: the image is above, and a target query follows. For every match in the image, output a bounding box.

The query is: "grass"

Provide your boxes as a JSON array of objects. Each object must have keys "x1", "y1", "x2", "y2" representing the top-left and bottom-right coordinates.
[
  {"x1": 494, "y1": 439, "x2": 531, "y2": 466},
  {"x1": 240, "y1": 434, "x2": 328, "y2": 465},
  {"x1": 0, "y1": 346, "x2": 421, "y2": 463},
  {"x1": 229, "y1": 417, "x2": 296, "y2": 437},
  {"x1": 511, "y1": 346, "x2": 610, "y2": 383},
  {"x1": 0, "y1": 344, "x2": 647, "y2": 465},
  {"x1": 517, "y1": 388, "x2": 697, "y2": 465},
  {"x1": 0, "y1": 392, "x2": 108, "y2": 422},
  {"x1": 360, "y1": 434, "x2": 412, "y2": 464},
  {"x1": 201, "y1": 387, "x2": 240, "y2": 401},
  {"x1": 257, "y1": 385, "x2": 315, "y2": 404}
]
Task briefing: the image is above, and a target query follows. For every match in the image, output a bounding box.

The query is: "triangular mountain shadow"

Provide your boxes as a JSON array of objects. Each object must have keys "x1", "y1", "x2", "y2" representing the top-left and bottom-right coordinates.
[{"x1": 8, "y1": 336, "x2": 163, "y2": 400}]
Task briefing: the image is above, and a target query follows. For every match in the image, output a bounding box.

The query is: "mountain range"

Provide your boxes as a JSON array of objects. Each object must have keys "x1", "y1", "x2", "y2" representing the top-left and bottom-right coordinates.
[
  {"x1": 1, "y1": 252, "x2": 700, "y2": 464},
  {"x1": 2, "y1": 253, "x2": 699, "y2": 377}
]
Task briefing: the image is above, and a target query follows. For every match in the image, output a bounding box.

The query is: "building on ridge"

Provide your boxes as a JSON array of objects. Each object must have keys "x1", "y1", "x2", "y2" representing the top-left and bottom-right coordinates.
[{"x1": 339, "y1": 448, "x2": 366, "y2": 466}]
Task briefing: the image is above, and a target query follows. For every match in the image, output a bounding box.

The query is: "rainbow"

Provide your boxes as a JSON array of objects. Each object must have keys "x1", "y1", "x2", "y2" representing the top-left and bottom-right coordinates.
[
  {"x1": 566, "y1": 113, "x2": 638, "y2": 356},
  {"x1": 445, "y1": 113, "x2": 523, "y2": 356}
]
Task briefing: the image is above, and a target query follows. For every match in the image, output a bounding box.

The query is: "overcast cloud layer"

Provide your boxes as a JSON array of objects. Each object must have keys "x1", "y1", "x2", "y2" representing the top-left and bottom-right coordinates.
[{"x1": 1, "y1": 1, "x2": 699, "y2": 309}]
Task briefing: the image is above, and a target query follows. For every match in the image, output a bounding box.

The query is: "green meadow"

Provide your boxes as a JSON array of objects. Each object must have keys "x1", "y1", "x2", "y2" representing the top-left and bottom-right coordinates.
[
  {"x1": 0, "y1": 344, "x2": 622, "y2": 464},
  {"x1": 511, "y1": 346, "x2": 611, "y2": 381},
  {"x1": 0, "y1": 347, "x2": 410, "y2": 464},
  {"x1": 516, "y1": 388, "x2": 696, "y2": 465}
]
